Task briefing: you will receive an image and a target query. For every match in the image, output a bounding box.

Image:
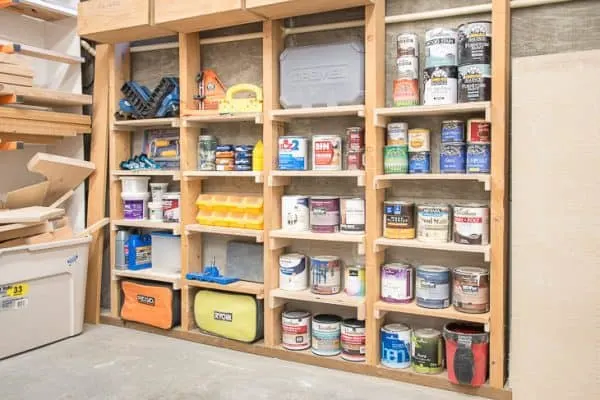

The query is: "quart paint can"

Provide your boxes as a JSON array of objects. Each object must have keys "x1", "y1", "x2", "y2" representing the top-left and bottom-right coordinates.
[
  {"x1": 412, "y1": 328, "x2": 444, "y2": 374},
  {"x1": 381, "y1": 263, "x2": 414, "y2": 303},
  {"x1": 458, "y1": 64, "x2": 491, "y2": 103},
  {"x1": 282, "y1": 195, "x2": 310, "y2": 232},
  {"x1": 408, "y1": 128, "x2": 431, "y2": 152},
  {"x1": 344, "y1": 264, "x2": 365, "y2": 297},
  {"x1": 396, "y1": 56, "x2": 419, "y2": 80},
  {"x1": 278, "y1": 136, "x2": 308, "y2": 171},
  {"x1": 340, "y1": 198, "x2": 365, "y2": 234},
  {"x1": 311, "y1": 256, "x2": 342, "y2": 295},
  {"x1": 279, "y1": 253, "x2": 308, "y2": 291},
  {"x1": 409, "y1": 152, "x2": 431, "y2": 174},
  {"x1": 384, "y1": 145, "x2": 409, "y2": 174},
  {"x1": 417, "y1": 204, "x2": 451, "y2": 243},
  {"x1": 383, "y1": 201, "x2": 415, "y2": 239},
  {"x1": 312, "y1": 135, "x2": 342, "y2": 171},
  {"x1": 453, "y1": 204, "x2": 489, "y2": 245},
  {"x1": 466, "y1": 144, "x2": 491, "y2": 174},
  {"x1": 282, "y1": 311, "x2": 311, "y2": 351},
  {"x1": 387, "y1": 122, "x2": 408, "y2": 146},
  {"x1": 423, "y1": 66, "x2": 458, "y2": 106},
  {"x1": 441, "y1": 120, "x2": 466, "y2": 143},
  {"x1": 393, "y1": 79, "x2": 419, "y2": 106},
  {"x1": 453, "y1": 267, "x2": 490, "y2": 314},
  {"x1": 381, "y1": 323, "x2": 412, "y2": 369},
  {"x1": 443, "y1": 323, "x2": 489, "y2": 387},
  {"x1": 312, "y1": 314, "x2": 342, "y2": 356},
  {"x1": 425, "y1": 28, "x2": 458, "y2": 68},
  {"x1": 346, "y1": 127, "x2": 365, "y2": 152},
  {"x1": 198, "y1": 135, "x2": 217, "y2": 170},
  {"x1": 310, "y1": 196, "x2": 340, "y2": 233},
  {"x1": 416, "y1": 265, "x2": 451, "y2": 309},
  {"x1": 346, "y1": 151, "x2": 365, "y2": 170},
  {"x1": 458, "y1": 21, "x2": 492, "y2": 66},
  {"x1": 397, "y1": 32, "x2": 419, "y2": 57},
  {"x1": 440, "y1": 143, "x2": 466, "y2": 174},
  {"x1": 467, "y1": 119, "x2": 491, "y2": 143},
  {"x1": 162, "y1": 192, "x2": 180, "y2": 223},
  {"x1": 341, "y1": 319, "x2": 366, "y2": 362}
]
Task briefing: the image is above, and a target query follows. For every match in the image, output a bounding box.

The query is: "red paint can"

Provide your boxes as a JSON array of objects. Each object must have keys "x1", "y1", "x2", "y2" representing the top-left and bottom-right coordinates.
[
  {"x1": 443, "y1": 323, "x2": 489, "y2": 387},
  {"x1": 467, "y1": 120, "x2": 491, "y2": 143}
]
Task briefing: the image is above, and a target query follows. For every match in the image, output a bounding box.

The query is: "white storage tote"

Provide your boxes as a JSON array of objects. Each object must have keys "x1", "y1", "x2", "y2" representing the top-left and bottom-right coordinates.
[{"x1": 151, "y1": 232, "x2": 181, "y2": 274}]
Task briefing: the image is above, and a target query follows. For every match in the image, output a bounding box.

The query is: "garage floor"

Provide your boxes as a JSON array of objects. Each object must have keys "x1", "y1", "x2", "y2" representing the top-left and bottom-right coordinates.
[{"x1": 0, "y1": 324, "x2": 484, "y2": 400}]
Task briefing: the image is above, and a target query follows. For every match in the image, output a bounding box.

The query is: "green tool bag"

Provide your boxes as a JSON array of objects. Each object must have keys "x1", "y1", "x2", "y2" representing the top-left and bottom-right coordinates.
[{"x1": 193, "y1": 290, "x2": 263, "y2": 343}]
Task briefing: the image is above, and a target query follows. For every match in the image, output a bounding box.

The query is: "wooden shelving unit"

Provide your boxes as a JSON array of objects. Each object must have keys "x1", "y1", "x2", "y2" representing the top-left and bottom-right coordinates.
[
  {"x1": 270, "y1": 105, "x2": 365, "y2": 121},
  {"x1": 270, "y1": 170, "x2": 365, "y2": 187},
  {"x1": 186, "y1": 225, "x2": 264, "y2": 243},
  {"x1": 111, "y1": 170, "x2": 181, "y2": 180},
  {"x1": 187, "y1": 279, "x2": 264, "y2": 298},
  {"x1": 270, "y1": 289, "x2": 366, "y2": 320},
  {"x1": 112, "y1": 219, "x2": 180, "y2": 234},
  {"x1": 113, "y1": 269, "x2": 182, "y2": 289},
  {"x1": 182, "y1": 112, "x2": 263, "y2": 126},
  {"x1": 374, "y1": 237, "x2": 491, "y2": 261},
  {"x1": 374, "y1": 300, "x2": 491, "y2": 325},
  {"x1": 112, "y1": 117, "x2": 180, "y2": 130},
  {"x1": 0, "y1": 40, "x2": 84, "y2": 64},
  {"x1": 183, "y1": 170, "x2": 263, "y2": 183},
  {"x1": 374, "y1": 173, "x2": 491, "y2": 190}
]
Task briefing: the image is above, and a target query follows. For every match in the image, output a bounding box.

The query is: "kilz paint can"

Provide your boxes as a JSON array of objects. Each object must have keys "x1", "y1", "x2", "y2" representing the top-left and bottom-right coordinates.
[
  {"x1": 310, "y1": 196, "x2": 340, "y2": 233},
  {"x1": 440, "y1": 143, "x2": 466, "y2": 174},
  {"x1": 381, "y1": 263, "x2": 414, "y2": 303},
  {"x1": 393, "y1": 79, "x2": 419, "y2": 106},
  {"x1": 425, "y1": 28, "x2": 458, "y2": 67},
  {"x1": 467, "y1": 119, "x2": 491, "y2": 143},
  {"x1": 441, "y1": 120, "x2": 466, "y2": 143},
  {"x1": 423, "y1": 66, "x2": 458, "y2": 106},
  {"x1": 312, "y1": 314, "x2": 342, "y2": 356},
  {"x1": 417, "y1": 204, "x2": 451, "y2": 243},
  {"x1": 312, "y1": 135, "x2": 342, "y2": 171},
  {"x1": 387, "y1": 122, "x2": 408, "y2": 146},
  {"x1": 282, "y1": 311, "x2": 311, "y2": 351},
  {"x1": 340, "y1": 198, "x2": 365, "y2": 234},
  {"x1": 381, "y1": 323, "x2": 412, "y2": 369},
  {"x1": 383, "y1": 201, "x2": 415, "y2": 239},
  {"x1": 346, "y1": 127, "x2": 365, "y2": 152},
  {"x1": 409, "y1": 152, "x2": 431, "y2": 174},
  {"x1": 453, "y1": 267, "x2": 490, "y2": 314},
  {"x1": 278, "y1": 136, "x2": 308, "y2": 170},
  {"x1": 311, "y1": 256, "x2": 342, "y2": 295},
  {"x1": 416, "y1": 265, "x2": 451, "y2": 309},
  {"x1": 384, "y1": 145, "x2": 409, "y2": 174},
  {"x1": 279, "y1": 253, "x2": 308, "y2": 291},
  {"x1": 458, "y1": 21, "x2": 492, "y2": 66},
  {"x1": 344, "y1": 264, "x2": 365, "y2": 297},
  {"x1": 408, "y1": 128, "x2": 431, "y2": 152},
  {"x1": 412, "y1": 328, "x2": 444, "y2": 374},
  {"x1": 198, "y1": 135, "x2": 217, "y2": 170},
  {"x1": 397, "y1": 56, "x2": 419, "y2": 80},
  {"x1": 397, "y1": 32, "x2": 419, "y2": 57},
  {"x1": 453, "y1": 204, "x2": 489, "y2": 245},
  {"x1": 341, "y1": 319, "x2": 366, "y2": 362},
  {"x1": 459, "y1": 64, "x2": 491, "y2": 103},
  {"x1": 467, "y1": 144, "x2": 491, "y2": 174},
  {"x1": 282, "y1": 195, "x2": 310, "y2": 232}
]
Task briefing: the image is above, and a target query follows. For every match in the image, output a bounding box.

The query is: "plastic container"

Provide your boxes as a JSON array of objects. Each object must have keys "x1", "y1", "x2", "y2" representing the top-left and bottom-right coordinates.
[
  {"x1": 443, "y1": 323, "x2": 489, "y2": 387},
  {"x1": 196, "y1": 210, "x2": 213, "y2": 225},
  {"x1": 244, "y1": 214, "x2": 264, "y2": 230},
  {"x1": 120, "y1": 176, "x2": 150, "y2": 193},
  {"x1": 242, "y1": 196, "x2": 264, "y2": 215},
  {"x1": 148, "y1": 202, "x2": 164, "y2": 221},
  {"x1": 151, "y1": 233, "x2": 181, "y2": 274},
  {"x1": 115, "y1": 230, "x2": 130, "y2": 270},
  {"x1": 162, "y1": 192, "x2": 180, "y2": 223},
  {"x1": 127, "y1": 234, "x2": 152, "y2": 270},
  {"x1": 225, "y1": 212, "x2": 246, "y2": 229},
  {"x1": 253, "y1": 140, "x2": 264, "y2": 171},
  {"x1": 150, "y1": 182, "x2": 169, "y2": 203},
  {"x1": 121, "y1": 192, "x2": 150, "y2": 220},
  {"x1": 212, "y1": 211, "x2": 229, "y2": 227},
  {"x1": 195, "y1": 194, "x2": 213, "y2": 210}
]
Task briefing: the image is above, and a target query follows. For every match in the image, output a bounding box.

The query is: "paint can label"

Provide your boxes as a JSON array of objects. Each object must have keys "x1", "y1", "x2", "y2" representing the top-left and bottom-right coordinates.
[
  {"x1": 416, "y1": 267, "x2": 450, "y2": 309},
  {"x1": 393, "y1": 79, "x2": 419, "y2": 106},
  {"x1": 423, "y1": 66, "x2": 458, "y2": 106},
  {"x1": 397, "y1": 33, "x2": 419, "y2": 57},
  {"x1": 383, "y1": 201, "x2": 415, "y2": 239},
  {"x1": 396, "y1": 56, "x2": 419, "y2": 80},
  {"x1": 467, "y1": 144, "x2": 491, "y2": 173},
  {"x1": 344, "y1": 265, "x2": 366, "y2": 297},
  {"x1": 340, "y1": 198, "x2": 365, "y2": 234},
  {"x1": 341, "y1": 321, "x2": 366, "y2": 362},
  {"x1": 440, "y1": 143, "x2": 466, "y2": 174},
  {"x1": 408, "y1": 129, "x2": 431, "y2": 152},
  {"x1": 312, "y1": 135, "x2": 342, "y2": 170},
  {"x1": 310, "y1": 197, "x2": 340, "y2": 233},
  {"x1": 387, "y1": 122, "x2": 408, "y2": 145},
  {"x1": 162, "y1": 195, "x2": 180, "y2": 222},
  {"x1": 384, "y1": 145, "x2": 409, "y2": 174},
  {"x1": 346, "y1": 127, "x2": 365, "y2": 152},
  {"x1": 425, "y1": 28, "x2": 458, "y2": 67},
  {"x1": 124, "y1": 199, "x2": 145, "y2": 220},
  {"x1": 412, "y1": 329, "x2": 444, "y2": 374},
  {"x1": 381, "y1": 264, "x2": 414, "y2": 303},
  {"x1": 346, "y1": 151, "x2": 365, "y2": 170},
  {"x1": 409, "y1": 152, "x2": 431, "y2": 174},
  {"x1": 282, "y1": 313, "x2": 311, "y2": 351},
  {"x1": 279, "y1": 253, "x2": 308, "y2": 291},
  {"x1": 458, "y1": 21, "x2": 492, "y2": 65},
  {"x1": 453, "y1": 268, "x2": 490, "y2": 313},
  {"x1": 312, "y1": 319, "x2": 342, "y2": 356},
  {"x1": 467, "y1": 120, "x2": 491, "y2": 143},
  {"x1": 417, "y1": 206, "x2": 450, "y2": 243},
  {"x1": 453, "y1": 205, "x2": 489, "y2": 245},
  {"x1": 278, "y1": 136, "x2": 308, "y2": 170},
  {"x1": 311, "y1": 257, "x2": 342, "y2": 295},
  {"x1": 441, "y1": 120, "x2": 465, "y2": 143},
  {"x1": 282, "y1": 196, "x2": 310, "y2": 232},
  {"x1": 459, "y1": 64, "x2": 491, "y2": 103},
  {"x1": 381, "y1": 328, "x2": 412, "y2": 369}
]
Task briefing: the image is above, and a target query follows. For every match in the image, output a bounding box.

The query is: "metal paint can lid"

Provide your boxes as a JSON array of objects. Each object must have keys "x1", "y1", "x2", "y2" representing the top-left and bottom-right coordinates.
[
  {"x1": 283, "y1": 310, "x2": 311, "y2": 320},
  {"x1": 454, "y1": 266, "x2": 488, "y2": 276},
  {"x1": 414, "y1": 328, "x2": 442, "y2": 339},
  {"x1": 313, "y1": 314, "x2": 343, "y2": 324},
  {"x1": 342, "y1": 318, "x2": 365, "y2": 329},
  {"x1": 383, "y1": 323, "x2": 411, "y2": 333},
  {"x1": 417, "y1": 265, "x2": 450, "y2": 274}
]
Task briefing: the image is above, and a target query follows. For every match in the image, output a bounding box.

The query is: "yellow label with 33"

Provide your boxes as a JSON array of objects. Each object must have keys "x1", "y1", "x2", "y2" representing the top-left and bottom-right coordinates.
[{"x1": 7, "y1": 283, "x2": 29, "y2": 297}]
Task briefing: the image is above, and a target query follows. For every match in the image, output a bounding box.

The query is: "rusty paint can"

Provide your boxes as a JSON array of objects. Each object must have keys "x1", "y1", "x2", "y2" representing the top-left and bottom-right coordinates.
[
  {"x1": 383, "y1": 201, "x2": 415, "y2": 239},
  {"x1": 453, "y1": 267, "x2": 490, "y2": 314}
]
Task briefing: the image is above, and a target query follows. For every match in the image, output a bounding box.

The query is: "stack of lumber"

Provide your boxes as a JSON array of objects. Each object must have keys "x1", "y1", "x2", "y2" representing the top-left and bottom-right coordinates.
[{"x1": 0, "y1": 53, "x2": 33, "y2": 87}]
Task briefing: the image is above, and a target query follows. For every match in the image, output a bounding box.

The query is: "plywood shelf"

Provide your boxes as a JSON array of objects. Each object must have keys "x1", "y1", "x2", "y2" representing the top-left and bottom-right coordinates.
[
  {"x1": 183, "y1": 170, "x2": 264, "y2": 183},
  {"x1": 112, "y1": 118, "x2": 180, "y2": 130},
  {"x1": 270, "y1": 288, "x2": 366, "y2": 319},
  {"x1": 113, "y1": 269, "x2": 182, "y2": 289},
  {"x1": 0, "y1": 41, "x2": 84, "y2": 64},
  {"x1": 0, "y1": 84, "x2": 92, "y2": 107},
  {"x1": 271, "y1": 105, "x2": 365, "y2": 121},
  {"x1": 374, "y1": 300, "x2": 491, "y2": 326},
  {"x1": 111, "y1": 170, "x2": 181, "y2": 180},
  {"x1": 374, "y1": 173, "x2": 491, "y2": 191},
  {"x1": 269, "y1": 229, "x2": 365, "y2": 254},
  {"x1": 187, "y1": 279, "x2": 264, "y2": 298},
  {"x1": 182, "y1": 112, "x2": 263, "y2": 126},
  {"x1": 0, "y1": 0, "x2": 77, "y2": 21},
  {"x1": 246, "y1": 0, "x2": 373, "y2": 20},
  {"x1": 185, "y1": 224, "x2": 264, "y2": 243},
  {"x1": 374, "y1": 102, "x2": 490, "y2": 127},
  {"x1": 374, "y1": 237, "x2": 490, "y2": 262},
  {"x1": 269, "y1": 170, "x2": 365, "y2": 187},
  {"x1": 112, "y1": 219, "x2": 180, "y2": 234}
]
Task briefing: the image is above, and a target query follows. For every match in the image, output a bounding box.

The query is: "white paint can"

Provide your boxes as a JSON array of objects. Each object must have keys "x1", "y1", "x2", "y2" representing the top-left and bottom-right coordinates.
[
  {"x1": 453, "y1": 204, "x2": 489, "y2": 245},
  {"x1": 387, "y1": 122, "x2": 408, "y2": 146},
  {"x1": 279, "y1": 253, "x2": 308, "y2": 291},
  {"x1": 408, "y1": 129, "x2": 431, "y2": 152},
  {"x1": 340, "y1": 198, "x2": 365, "y2": 234},
  {"x1": 417, "y1": 204, "x2": 451, "y2": 243},
  {"x1": 312, "y1": 135, "x2": 342, "y2": 171},
  {"x1": 425, "y1": 28, "x2": 458, "y2": 67},
  {"x1": 281, "y1": 195, "x2": 310, "y2": 232},
  {"x1": 423, "y1": 66, "x2": 458, "y2": 106},
  {"x1": 282, "y1": 311, "x2": 311, "y2": 351}
]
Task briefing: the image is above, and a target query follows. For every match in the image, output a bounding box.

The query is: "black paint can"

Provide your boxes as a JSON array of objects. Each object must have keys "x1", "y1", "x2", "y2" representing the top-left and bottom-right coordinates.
[
  {"x1": 458, "y1": 21, "x2": 492, "y2": 66},
  {"x1": 458, "y1": 64, "x2": 491, "y2": 103}
]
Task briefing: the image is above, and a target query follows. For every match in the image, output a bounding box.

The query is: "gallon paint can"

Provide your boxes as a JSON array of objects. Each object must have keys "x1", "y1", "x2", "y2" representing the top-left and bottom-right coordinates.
[
  {"x1": 412, "y1": 328, "x2": 444, "y2": 374},
  {"x1": 381, "y1": 263, "x2": 414, "y2": 303},
  {"x1": 312, "y1": 314, "x2": 342, "y2": 356},
  {"x1": 441, "y1": 120, "x2": 466, "y2": 143},
  {"x1": 383, "y1": 201, "x2": 415, "y2": 239},
  {"x1": 453, "y1": 267, "x2": 490, "y2": 314},
  {"x1": 115, "y1": 230, "x2": 130, "y2": 270},
  {"x1": 312, "y1": 135, "x2": 342, "y2": 171},
  {"x1": 443, "y1": 323, "x2": 489, "y2": 387},
  {"x1": 198, "y1": 135, "x2": 217, "y2": 170},
  {"x1": 416, "y1": 265, "x2": 451, "y2": 309},
  {"x1": 346, "y1": 127, "x2": 365, "y2": 152},
  {"x1": 458, "y1": 21, "x2": 492, "y2": 66},
  {"x1": 384, "y1": 145, "x2": 409, "y2": 174},
  {"x1": 279, "y1": 253, "x2": 308, "y2": 291},
  {"x1": 393, "y1": 79, "x2": 420, "y2": 106},
  {"x1": 340, "y1": 197, "x2": 365, "y2": 234},
  {"x1": 397, "y1": 32, "x2": 419, "y2": 57},
  {"x1": 341, "y1": 319, "x2": 366, "y2": 362},
  {"x1": 387, "y1": 122, "x2": 408, "y2": 146},
  {"x1": 440, "y1": 143, "x2": 466, "y2": 174},
  {"x1": 381, "y1": 323, "x2": 412, "y2": 369},
  {"x1": 425, "y1": 28, "x2": 458, "y2": 67},
  {"x1": 408, "y1": 128, "x2": 431, "y2": 152},
  {"x1": 278, "y1": 136, "x2": 308, "y2": 171},
  {"x1": 458, "y1": 64, "x2": 491, "y2": 103},
  {"x1": 423, "y1": 66, "x2": 458, "y2": 106},
  {"x1": 310, "y1": 196, "x2": 340, "y2": 233},
  {"x1": 467, "y1": 120, "x2": 491, "y2": 143},
  {"x1": 311, "y1": 256, "x2": 342, "y2": 295},
  {"x1": 281, "y1": 195, "x2": 310, "y2": 232},
  {"x1": 397, "y1": 56, "x2": 419, "y2": 80},
  {"x1": 466, "y1": 144, "x2": 491, "y2": 174},
  {"x1": 417, "y1": 204, "x2": 451, "y2": 243},
  {"x1": 344, "y1": 264, "x2": 365, "y2": 297},
  {"x1": 282, "y1": 311, "x2": 311, "y2": 351},
  {"x1": 409, "y1": 152, "x2": 431, "y2": 174},
  {"x1": 453, "y1": 204, "x2": 489, "y2": 245}
]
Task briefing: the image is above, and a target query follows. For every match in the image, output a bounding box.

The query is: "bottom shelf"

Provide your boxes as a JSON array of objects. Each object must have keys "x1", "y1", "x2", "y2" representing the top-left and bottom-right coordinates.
[
  {"x1": 186, "y1": 279, "x2": 264, "y2": 299},
  {"x1": 113, "y1": 269, "x2": 182, "y2": 289}
]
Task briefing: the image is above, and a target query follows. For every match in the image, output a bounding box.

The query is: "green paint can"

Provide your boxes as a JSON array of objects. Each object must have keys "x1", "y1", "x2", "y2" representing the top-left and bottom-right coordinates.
[
  {"x1": 411, "y1": 328, "x2": 444, "y2": 374},
  {"x1": 384, "y1": 145, "x2": 409, "y2": 174}
]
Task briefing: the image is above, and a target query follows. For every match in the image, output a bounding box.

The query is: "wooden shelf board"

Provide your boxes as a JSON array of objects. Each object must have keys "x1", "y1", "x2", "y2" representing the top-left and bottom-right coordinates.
[
  {"x1": 374, "y1": 300, "x2": 490, "y2": 325},
  {"x1": 183, "y1": 170, "x2": 263, "y2": 183},
  {"x1": 270, "y1": 169, "x2": 365, "y2": 186},
  {"x1": 182, "y1": 112, "x2": 263, "y2": 126},
  {"x1": 270, "y1": 288, "x2": 365, "y2": 319},
  {"x1": 374, "y1": 173, "x2": 490, "y2": 191},
  {"x1": 186, "y1": 279, "x2": 264, "y2": 298},
  {"x1": 186, "y1": 224, "x2": 264, "y2": 242},
  {"x1": 112, "y1": 118, "x2": 179, "y2": 130},
  {"x1": 0, "y1": 0, "x2": 77, "y2": 21},
  {"x1": 375, "y1": 102, "x2": 490, "y2": 126},
  {"x1": 112, "y1": 219, "x2": 180, "y2": 234},
  {"x1": 113, "y1": 269, "x2": 181, "y2": 289},
  {"x1": 374, "y1": 237, "x2": 490, "y2": 261},
  {"x1": 0, "y1": 41, "x2": 83, "y2": 64},
  {"x1": 111, "y1": 170, "x2": 181, "y2": 180},
  {"x1": 271, "y1": 105, "x2": 365, "y2": 121},
  {"x1": 270, "y1": 229, "x2": 364, "y2": 243},
  {"x1": 0, "y1": 84, "x2": 92, "y2": 107},
  {"x1": 246, "y1": 0, "x2": 373, "y2": 20}
]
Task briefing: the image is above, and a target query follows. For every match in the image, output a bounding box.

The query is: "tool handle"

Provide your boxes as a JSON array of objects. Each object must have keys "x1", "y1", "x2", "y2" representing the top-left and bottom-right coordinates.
[{"x1": 225, "y1": 84, "x2": 263, "y2": 103}]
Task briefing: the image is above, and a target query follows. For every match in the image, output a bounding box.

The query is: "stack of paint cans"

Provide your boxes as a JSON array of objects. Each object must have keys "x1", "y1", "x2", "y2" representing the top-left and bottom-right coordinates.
[
  {"x1": 234, "y1": 145, "x2": 253, "y2": 171},
  {"x1": 440, "y1": 120, "x2": 466, "y2": 174},
  {"x1": 458, "y1": 21, "x2": 492, "y2": 103},
  {"x1": 384, "y1": 122, "x2": 408, "y2": 174},
  {"x1": 345, "y1": 127, "x2": 365, "y2": 170},
  {"x1": 408, "y1": 128, "x2": 431, "y2": 173},
  {"x1": 466, "y1": 120, "x2": 491, "y2": 174},
  {"x1": 215, "y1": 144, "x2": 235, "y2": 171},
  {"x1": 423, "y1": 27, "x2": 458, "y2": 106},
  {"x1": 393, "y1": 33, "x2": 419, "y2": 107}
]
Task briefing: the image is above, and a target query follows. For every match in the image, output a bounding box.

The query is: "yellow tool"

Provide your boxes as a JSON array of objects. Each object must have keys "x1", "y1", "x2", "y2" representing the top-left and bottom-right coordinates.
[{"x1": 218, "y1": 84, "x2": 263, "y2": 114}]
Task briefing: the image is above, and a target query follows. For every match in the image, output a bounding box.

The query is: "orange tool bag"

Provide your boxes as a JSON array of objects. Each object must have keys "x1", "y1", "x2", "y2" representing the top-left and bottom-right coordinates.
[{"x1": 120, "y1": 280, "x2": 181, "y2": 329}]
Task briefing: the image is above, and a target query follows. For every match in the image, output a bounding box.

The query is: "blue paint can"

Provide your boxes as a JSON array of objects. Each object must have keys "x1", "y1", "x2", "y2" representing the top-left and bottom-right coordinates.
[
  {"x1": 381, "y1": 323, "x2": 412, "y2": 369},
  {"x1": 441, "y1": 120, "x2": 465, "y2": 143},
  {"x1": 409, "y1": 152, "x2": 431, "y2": 174},
  {"x1": 416, "y1": 265, "x2": 451, "y2": 309},
  {"x1": 467, "y1": 143, "x2": 491, "y2": 173},
  {"x1": 440, "y1": 143, "x2": 466, "y2": 173}
]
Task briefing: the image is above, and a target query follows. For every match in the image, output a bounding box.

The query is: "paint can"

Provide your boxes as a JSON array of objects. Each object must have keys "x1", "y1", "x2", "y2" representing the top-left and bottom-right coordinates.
[
  {"x1": 423, "y1": 66, "x2": 458, "y2": 106},
  {"x1": 458, "y1": 64, "x2": 491, "y2": 103},
  {"x1": 425, "y1": 28, "x2": 458, "y2": 67},
  {"x1": 346, "y1": 151, "x2": 364, "y2": 170},
  {"x1": 441, "y1": 120, "x2": 466, "y2": 143},
  {"x1": 415, "y1": 265, "x2": 451, "y2": 309},
  {"x1": 340, "y1": 198, "x2": 365, "y2": 234},
  {"x1": 453, "y1": 267, "x2": 490, "y2": 314},
  {"x1": 278, "y1": 136, "x2": 308, "y2": 171},
  {"x1": 409, "y1": 152, "x2": 431, "y2": 174},
  {"x1": 381, "y1": 263, "x2": 414, "y2": 303},
  {"x1": 279, "y1": 253, "x2": 308, "y2": 291},
  {"x1": 387, "y1": 122, "x2": 408, "y2": 146},
  {"x1": 440, "y1": 143, "x2": 466, "y2": 174},
  {"x1": 396, "y1": 56, "x2": 419, "y2": 80},
  {"x1": 381, "y1": 323, "x2": 412, "y2": 369},
  {"x1": 443, "y1": 323, "x2": 489, "y2": 387},
  {"x1": 453, "y1": 204, "x2": 489, "y2": 245},
  {"x1": 458, "y1": 21, "x2": 492, "y2": 66},
  {"x1": 466, "y1": 144, "x2": 491, "y2": 174},
  {"x1": 281, "y1": 195, "x2": 310, "y2": 232},
  {"x1": 312, "y1": 135, "x2": 342, "y2": 171},
  {"x1": 467, "y1": 120, "x2": 491, "y2": 143},
  {"x1": 384, "y1": 145, "x2": 409, "y2": 174},
  {"x1": 162, "y1": 192, "x2": 180, "y2": 223},
  {"x1": 341, "y1": 319, "x2": 366, "y2": 362},
  {"x1": 344, "y1": 264, "x2": 365, "y2": 297},
  {"x1": 393, "y1": 79, "x2": 419, "y2": 106},
  {"x1": 408, "y1": 128, "x2": 431, "y2": 152},
  {"x1": 383, "y1": 201, "x2": 415, "y2": 239},
  {"x1": 312, "y1": 314, "x2": 342, "y2": 356},
  {"x1": 198, "y1": 135, "x2": 217, "y2": 170},
  {"x1": 397, "y1": 33, "x2": 419, "y2": 57},
  {"x1": 412, "y1": 328, "x2": 444, "y2": 374},
  {"x1": 346, "y1": 127, "x2": 365, "y2": 152},
  {"x1": 310, "y1": 196, "x2": 340, "y2": 233},
  {"x1": 282, "y1": 311, "x2": 311, "y2": 351},
  {"x1": 311, "y1": 256, "x2": 342, "y2": 295},
  {"x1": 416, "y1": 204, "x2": 451, "y2": 243}
]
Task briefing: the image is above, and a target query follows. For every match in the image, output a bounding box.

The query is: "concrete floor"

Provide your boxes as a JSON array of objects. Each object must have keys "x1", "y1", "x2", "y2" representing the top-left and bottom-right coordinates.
[{"x1": 0, "y1": 325, "x2": 485, "y2": 400}]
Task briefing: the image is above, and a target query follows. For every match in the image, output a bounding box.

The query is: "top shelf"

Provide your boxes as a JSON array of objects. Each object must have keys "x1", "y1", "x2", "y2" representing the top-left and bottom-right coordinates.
[
  {"x1": 0, "y1": 0, "x2": 77, "y2": 21},
  {"x1": 271, "y1": 105, "x2": 365, "y2": 122},
  {"x1": 375, "y1": 102, "x2": 490, "y2": 127}
]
